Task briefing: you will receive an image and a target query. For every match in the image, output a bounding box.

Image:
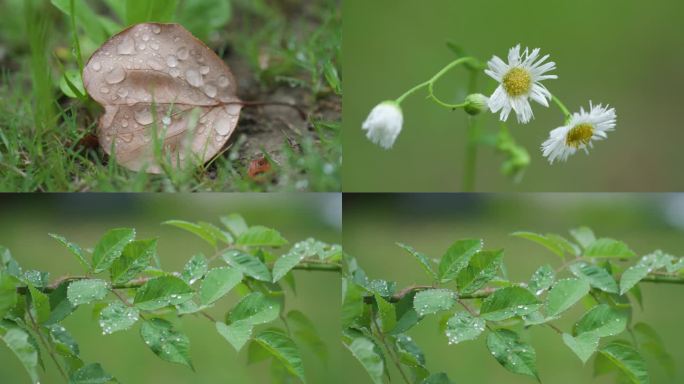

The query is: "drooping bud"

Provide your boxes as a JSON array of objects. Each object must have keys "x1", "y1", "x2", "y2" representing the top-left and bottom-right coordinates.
[{"x1": 464, "y1": 93, "x2": 489, "y2": 116}]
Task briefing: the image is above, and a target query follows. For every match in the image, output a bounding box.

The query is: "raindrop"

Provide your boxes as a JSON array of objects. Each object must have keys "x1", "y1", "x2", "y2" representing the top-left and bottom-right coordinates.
[
  {"x1": 134, "y1": 110, "x2": 154, "y2": 125},
  {"x1": 142, "y1": 34, "x2": 150, "y2": 42},
  {"x1": 152, "y1": 25, "x2": 161, "y2": 34},
  {"x1": 100, "y1": 87, "x2": 110, "y2": 94},
  {"x1": 185, "y1": 69, "x2": 203, "y2": 87},
  {"x1": 138, "y1": 43, "x2": 146, "y2": 50},
  {"x1": 117, "y1": 88, "x2": 129, "y2": 98},
  {"x1": 117, "y1": 36, "x2": 136, "y2": 55},
  {"x1": 166, "y1": 55, "x2": 179, "y2": 68},
  {"x1": 105, "y1": 67, "x2": 126, "y2": 84},
  {"x1": 177, "y1": 47, "x2": 189, "y2": 60},
  {"x1": 214, "y1": 114, "x2": 232, "y2": 135},
  {"x1": 162, "y1": 116, "x2": 171, "y2": 125},
  {"x1": 169, "y1": 68, "x2": 181, "y2": 78},
  {"x1": 203, "y1": 84, "x2": 217, "y2": 98},
  {"x1": 199, "y1": 66, "x2": 210, "y2": 75},
  {"x1": 147, "y1": 59, "x2": 164, "y2": 71},
  {"x1": 121, "y1": 119, "x2": 129, "y2": 128},
  {"x1": 217, "y1": 75, "x2": 230, "y2": 88},
  {"x1": 151, "y1": 42, "x2": 160, "y2": 50},
  {"x1": 92, "y1": 61, "x2": 102, "y2": 71}
]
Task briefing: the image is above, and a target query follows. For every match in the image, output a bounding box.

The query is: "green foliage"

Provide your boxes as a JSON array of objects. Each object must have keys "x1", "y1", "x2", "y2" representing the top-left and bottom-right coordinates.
[
  {"x1": 343, "y1": 227, "x2": 683, "y2": 383},
  {"x1": 0, "y1": 215, "x2": 340, "y2": 383}
]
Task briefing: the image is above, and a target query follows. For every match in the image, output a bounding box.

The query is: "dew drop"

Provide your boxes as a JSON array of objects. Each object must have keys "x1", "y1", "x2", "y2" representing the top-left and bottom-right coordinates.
[
  {"x1": 169, "y1": 68, "x2": 181, "y2": 78},
  {"x1": 166, "y1": 55, "x2": 179, "y2": 68},
  {"x1": 117, "y1": 87, "x2": 129, "y2": 98},
  {"x1": 121, "y1": 119, "x2": 129, "y2": 128},
  {"x1": 134, "y1": 110, "x2": 154, "y2": 125},
  {"x1": 120, "y1": 133, "x2": 133, "y2": 142},
  {"x1": 151, "y1": 42, "x2": 160, "y2": 50},
  {"x1": 105, "y1": 67, "x2": 126, "y2": 84},
  {"x1": 217, "y1": 75, "x2": 230, "y2": 88},
  {"x1": 177, "y1": 47, "x2": 189, "y2": 60},
  {"x1": 100, "y1": 87, "x2": 110, "y2": 94},
  {"x1": 142, "y1": 34, "x2": 150, "y2": 42},
  {"x1": 138, "y1": 43, "x2": 146, "y2": 50},
  {"x1": 199, "y1": 66, "x2": 210, "y2": 75},
  {"x1": 147, "y1": 59, "x2": 164, "y2": 71},
  {"x1": 203, "y1": 84, "x2": 217, "y2": 98},
  {"x1": 162, "y1": 116, "x2": 171, "y2": 125},
  {"x1": 92, "y1": 61, "x2": 102, "y2": 71},
  {"x1": 152, "y1": 25, "x2": 161, "y2": 34},
  {"x1": 214, "y1": 114, "x2": 233, "y2": 135},
  {"x1": 185, "y1": 69, "x2": 203, "y2": 87},
  {"x1": 117, "y1": 36, "x2": 136, "y2": 55}
]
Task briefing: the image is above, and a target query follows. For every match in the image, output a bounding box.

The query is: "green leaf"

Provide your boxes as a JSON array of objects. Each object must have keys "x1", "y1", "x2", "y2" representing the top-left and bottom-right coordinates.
[
  {"x1": 413, "y1": 289, "x2": 455, "y2": 316},
  {"x1": 69, "y1": 363, "x2": 114, "y2": 384},
  {"x1": 198, "y1": 221, "x2": 233, "y2": 245},
  {"x1": 176, "y1": 0, "x2": 232, "y2": 42},
  {"x1": 438, "y1": 239, "x2": 482, "y2": 282},
  {"x1": 133, "y1": 276, "x2": 194, "y2": 311},
  {"x1": 50, "y1": 0, "x2": 109, "y2": 44},
  {"x1": 180, "y1": 254, "x2": 208, "y2": 285},
  {"x1": 511, "y1": 231, "x2": 566, "y2": 258},
  {"x1": 343, "y1": 332, "x2": 384, "y2": 384},
  {"x1": 2, "y1": 326, "x2": 40, "y2": 383},
  {"x1": 528, "y1": 264, "x2": 555, "y2": 295},
  {"x1": 445, "y1": 311, "x2": 485, "y2": 345},
  {"x1": 67, "y1": 279, "x2": 108, "y2": 306},
  {"x1": 222, "y1": 250, "x2": 272, "y2": 282},
  {"x1": 48, "y1": 323, "x2": 79, "y2": 357},
  {"x1": 598, "y1": 341, "x2": 649, "y2": 384},
  {"x1": 91, "y1": 228, "x2": 136, "y2": 273},
  {"x1": 574, "y1": 304, "x2": 627, "y2": 338},
  {"x1": 0, "y1": 272, "x2": 19, "y2": 318},
  {"x1": 28, "y1": 284, "x2": 50, "y2": 324},
  {"x1": 480, "y1": 287, "x2": 539, "y2": 321},
  {"x1": 569, "y1": 263, "x2": 618, "y2": 293},
  {"x1": 374, "y1": 294, "x2": 396, "y2": 333},
  {"x1": 563, "y1": 332, "x2": 599, "y2": 363},
  {"x1": 49, "y1": 233, "x2": 90, "y2": 271},
  {"x1": 286, "y1": 310, "x2": 327, "y2": 363},
  {"x1": 99, "y1": 302, "x2": 139, "y2": 335},
  {"x1": 456, "y1": 249, "x2": 503, "y2": 294},
  {"x1": 236, "y1": 226, "x2": 288, "y2": 247},
  {"x1": 46, "y1": 281, "x2": 75, "y2": 324},
  {"x1": 59, "y1": 69, "x2": 86, "y2": 99},
  {"x1": 394, "y1": 334, "x2": 425, "y2": 367},
  {"x1": 620, "y1": 251, "x2": 673, "y2": 294},
  {"x1": 272, "y1": 241, "x2": 312, "y2": 282},
  {"x1": 341, "y1": 280, "x2": 366, "y2": 329},
  {"x1": 397, "y1": 243, "x2": 437, "y2": 280},
  {"x1": 253, "y1": 331, "x2": 306, "y2": 382},
  {"x1": 570, "y1": 227, "x2": 596, "y2": 249},
  {"x1": 141, "y1": 318, "x2": 193, "y2": 369},
  {"x1": 220, "y1": 214, "x2": 249, "y2": 237},
  {"x1": 544, "y1": 278, "x2": 590, "y2": 317},
  {"x1": 633, "y1": 322, "x2": 675, "y2": 378},
  {"x1": 487, "y1": 329, "x2": 539, "y2": 381},
  {"x1": 109, "y1": 239, "x2": 156, "y2": 284},
  {"x1": 422, "y1": 373, "x2": 454, "y2": 384},
  {"x1": 228, "y1": 292, "x2": 280, "y2": 325},
  {"x1": 585, "y1": 238, "x2": 636, "y2": 258},
  {"x1": 163, "y1": 220, "x2": 218, "y2": 247},
  {"x1": 125, "y1": 0, "x2": 179, "y2": 24},
  {"x1": 216, "y1": 321, "x2": 252, "y2": 352},
  {"x1": 199, "y1": 267, "x2": 242, "y2": 305}
]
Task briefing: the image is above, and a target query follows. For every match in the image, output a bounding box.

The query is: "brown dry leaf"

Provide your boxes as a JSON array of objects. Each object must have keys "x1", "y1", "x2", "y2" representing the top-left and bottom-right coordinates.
[{"x1": 83, "y1": 23, "x2": 241, "y2": 173}]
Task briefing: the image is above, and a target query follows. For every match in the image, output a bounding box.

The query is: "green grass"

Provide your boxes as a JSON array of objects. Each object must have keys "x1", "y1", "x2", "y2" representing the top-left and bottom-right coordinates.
[{"x1": 0, "y1": 0, "x2": 341, "y2": 192}]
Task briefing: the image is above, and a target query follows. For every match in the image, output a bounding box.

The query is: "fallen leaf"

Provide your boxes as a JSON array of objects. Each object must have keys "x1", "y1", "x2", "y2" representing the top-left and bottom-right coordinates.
[
  {"x1": 247, "y1": 157, "x2": 271, "y2": 179},
  {"x1": 83, "y1": 23, "x2": 242, "y2": 173}
]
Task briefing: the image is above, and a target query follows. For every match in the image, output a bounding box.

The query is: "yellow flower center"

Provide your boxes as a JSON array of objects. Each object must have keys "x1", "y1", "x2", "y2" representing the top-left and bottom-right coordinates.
[
  {"x1": 566, "y1": 123, "x2": 594, "y2": 148},
  {"x1": 502, "y1": 67, "x2": 532, "y2": 96}
]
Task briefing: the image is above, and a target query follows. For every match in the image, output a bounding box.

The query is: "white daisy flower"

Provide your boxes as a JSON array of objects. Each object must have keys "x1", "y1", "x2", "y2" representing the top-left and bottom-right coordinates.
[
  {"x1": 362, "y1": 101, "x2": 403, "y2": 149},
  {"x1": 541, "y1": 102, "x2": 616, "y2": 163},
  {"x1": 485, "y1": 44, "x2": 557, "y2": 124}
]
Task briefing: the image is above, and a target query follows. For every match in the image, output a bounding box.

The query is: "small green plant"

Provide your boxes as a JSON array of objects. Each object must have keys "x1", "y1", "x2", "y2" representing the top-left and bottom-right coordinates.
[
  {"x1": 0, "y1": 214, "x2": 341, "y2": 383},
  {"x1": 342, "y1": 227, "x2": 683, "y2": 383}
]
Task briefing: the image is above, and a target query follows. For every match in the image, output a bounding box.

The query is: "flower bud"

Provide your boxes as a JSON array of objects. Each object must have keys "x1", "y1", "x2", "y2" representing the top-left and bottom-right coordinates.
[
  {"x1": 464, "y1": 93, "x2": 489, "y2": 116},
  {"x1": 361, "y1": 101, "x2": 403, "y2": 149}
]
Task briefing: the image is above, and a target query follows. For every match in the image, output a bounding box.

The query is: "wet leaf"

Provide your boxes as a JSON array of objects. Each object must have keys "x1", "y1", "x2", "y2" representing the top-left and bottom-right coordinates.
[{"x1": 83, "y1": 23, "x2": 241, "y2": 173}]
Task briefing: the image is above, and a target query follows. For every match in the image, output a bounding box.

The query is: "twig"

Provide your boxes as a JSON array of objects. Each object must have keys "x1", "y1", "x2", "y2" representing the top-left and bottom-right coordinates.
[
  {"x1": 371, "y1": 311, "x2": 411, "y2": 384},
  {"x1": 25, "y1": 298, "x2": 69, "y2": 382}
]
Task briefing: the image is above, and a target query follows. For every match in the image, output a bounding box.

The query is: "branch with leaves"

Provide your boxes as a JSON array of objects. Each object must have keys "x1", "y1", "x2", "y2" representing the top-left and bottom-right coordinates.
[
  {"x1": 0, "y1": 214, "x2": 341, "y2": 384},
  {"x1": 342, "y1": 227, "x2": 684, "y2": 384}
]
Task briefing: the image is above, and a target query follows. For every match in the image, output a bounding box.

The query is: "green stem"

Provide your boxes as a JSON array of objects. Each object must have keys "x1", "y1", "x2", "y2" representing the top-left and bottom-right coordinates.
[
  {"x1": 462, "y1": 68, "x2": 480, "y2": 191},
  {"x1": 395, "y1": 80, "x2": 430, "y2": 105},
  {"x1": 551, "y1": 95, "x2": 571, "y2": 120},
  {"x1": 426, "y1": 57, "x2": 478, "y2": 109}
]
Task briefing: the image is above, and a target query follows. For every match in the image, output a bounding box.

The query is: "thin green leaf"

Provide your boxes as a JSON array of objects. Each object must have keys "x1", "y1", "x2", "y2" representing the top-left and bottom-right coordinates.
[
  {"x1": 544, "y1": 278, "x2": 590, "y2": 317},
  {"x1": 109, "y1": 239, "x2": 156, "y2": 284},
  {"x1": 569, "y1": 263, "x2": 619, "y2": 293},
  {"x1": 222, "y1": 250, "x2": 272, "y2": 282},
  {"x1": 397, "y1": 243, "x2": 437, "y2": 280},
  {"x1": 0, "y1": 272, "x2": 19, "y2": 319},
  {"x1": 445, "y1": 311, "x2": 485, "y2": 345},
  {"x1": 511, "y1": 231, "x2": 565, "y2": 258},
  {"x1": 163, "y1": 220, "x2": 217, "y2": 247},
  {"x1": 199, "y1": 267, "x2": 242, "y2": 305},
  {"x1": 574, "y1": 304, "x2": 627, "y2": 338},
  {"x1": 216, "y1": 321, "x2": 252, "y2": 352},
  {"x1": 253, "y1": 331, "x2": 306, "y2": 382},
  {"x1": 563, "y1": 332, "x2": 599, "y2": 363},
  {"x1": 133, "y1": 276, "x2": 194, "y2": 311},
  {"x1": 413, "y1": 289, "x2": 455, "y2": 316},
  {"x1": 570, "y1": 227, "x2": 596, "y2": 249},
  {"x1": 67, "y1": 279, "x2": 108, "y2": 306},
  {"x1": 585, "y1": 238, "x2": 636, "y2": 258},
  {"x1": 99, "y1": 302, "x2": 139, "y2": 335},
  {"x1": 49, "y1": 233, "x2": 90, "y2": 271},
  {"x1": 456, "y1": 249, "x2": 503, "y2": 294},
  {"x1": 598, "y1": 341, "x2": 649, "y2": 384},
  {"x1": 2, "y1": 326, "x2": 40, "y2": 383},
  {"x1": 220, "y1": 214, "x2": 249, "y2": 237},
  {"x1": 480, "y1": 287, "x2": 540, "y2": 321},
  {"x1": 236, "y1": 226, "x2": 288, "y2": 247},
  {"x1": 343, "y1": 332, "x2": 384, "y2": 384},
  {"x1": 374, "y1": 294, "x2": 396, "y2": 333},
  {"x1": 28, "y1": 284, "x2": 50, "y2": 324},
  {"x1": 69, "y1": 363, "x2": 114, "y2": 384}
]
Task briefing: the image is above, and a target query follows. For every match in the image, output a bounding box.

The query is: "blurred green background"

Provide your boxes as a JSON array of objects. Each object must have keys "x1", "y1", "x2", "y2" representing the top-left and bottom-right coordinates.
[
  {"x1": 343, "y1": 193, "x2": 684, "y2": 383},
  {"x1": 0, "y1": 193, "x2": 342, "y2": 384},
  {"x1": 342, "y1": 0, "x2": 684, "y2": 191}
]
